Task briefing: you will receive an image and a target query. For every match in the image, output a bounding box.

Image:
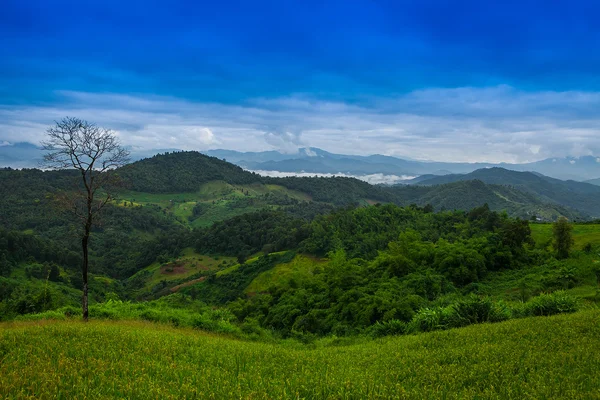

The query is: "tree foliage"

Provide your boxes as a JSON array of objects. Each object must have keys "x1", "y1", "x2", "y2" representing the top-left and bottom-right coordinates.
[{"x1": 553, "y1": 217, "x2": 574, "y2": 259}]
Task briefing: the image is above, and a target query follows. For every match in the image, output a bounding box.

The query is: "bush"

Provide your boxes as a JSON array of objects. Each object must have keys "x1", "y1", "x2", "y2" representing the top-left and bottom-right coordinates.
[
  {"x1": 369, "y1": 319, "x2": 407, "y2": 337},
  {"x1": 15, "y1": 309, "x2": 67, "y2": 321},
  {"x1": 407, "y1": 307, "x2": 452, "y2": 333},
  {"x1": 61, "y1": 305, "x2": 81, "y2": 317},
  {"x1": 524, "y1": 291, "x2": 579, "y2": 316},
  {"x1": 92, "y1": 307, "x2": 120, "y2": 319},
  {"x1": 446, "y1": 296, "x2": 494, "y2": 328},
  {"x1": 489, "y1": 300, "x2": 512, "y2": 322}
]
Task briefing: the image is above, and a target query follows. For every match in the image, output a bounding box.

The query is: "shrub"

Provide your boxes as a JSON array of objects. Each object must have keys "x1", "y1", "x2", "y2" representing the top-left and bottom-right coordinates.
[
  {"x1": 139, "y1": 309, "x2": 162, "y2": 322},
  {"x1": 489, "y1": 300, "x2": 512, "y2": 322},
  {"x1": 369, "y1": 319, "x2": 407, "y2": 337},
  {"x1": 446, "y1": 295, "x2": 494, "y2": 328},
  {"x1": 15, "y1": 309, "x2": 67, "y2": 321},
  {"x1": 91, "y1": 306, "x2": 120, "y2": 319},
  {"x1": 61, "y1": 305, "x2": 81, "y2": 317},
  {"x1": 407, "y1": 307, "x2": 452, "y2": 333},
  {"x1": 524, "y1": 291, "x2": 579, "y2": 316}
]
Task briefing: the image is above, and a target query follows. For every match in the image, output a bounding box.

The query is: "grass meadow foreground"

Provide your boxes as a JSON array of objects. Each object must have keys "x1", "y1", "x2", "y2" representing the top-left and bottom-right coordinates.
[{"x1": 1, "y1": 310, "x2": 600, "y2": 399}]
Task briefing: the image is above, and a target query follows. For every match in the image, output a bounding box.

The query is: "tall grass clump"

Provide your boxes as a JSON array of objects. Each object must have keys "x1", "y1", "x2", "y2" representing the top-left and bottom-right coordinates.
[
  {"x1": 406, "y1": 292, "x2": 577, "y2": 334},
  {"x1": 523, "y1": 290, "x2": 579, "y2": 316},
  {"x1": 369, "y1": 319, "x2": 407, "y2": 337}
]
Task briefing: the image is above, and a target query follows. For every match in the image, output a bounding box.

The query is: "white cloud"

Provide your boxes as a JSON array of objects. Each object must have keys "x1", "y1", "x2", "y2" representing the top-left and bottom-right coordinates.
[
  {"x1": 0, "y1": 141, "x2": 12, "y2": 147},
  {"x1": 303, "y1": 148, "x2": 317, "y2": 157},
  {"x1": 570, "y1": 160, "x2": 576, "y2": 164},
  {"x1": 250, "y1": 170, "x2": 415, "y2": 185},
  {"x1": 1, "y1": 86, "x2": 600, "y2": 163},
  {"x1": 529, "y1": 145, "x2": 541, "y2": 155}
]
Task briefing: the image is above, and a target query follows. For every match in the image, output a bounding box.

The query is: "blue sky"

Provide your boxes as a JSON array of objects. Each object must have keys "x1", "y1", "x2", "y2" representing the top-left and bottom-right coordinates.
[{"x1": 1, "y1": 0, "x2": 600, "y2": 162}]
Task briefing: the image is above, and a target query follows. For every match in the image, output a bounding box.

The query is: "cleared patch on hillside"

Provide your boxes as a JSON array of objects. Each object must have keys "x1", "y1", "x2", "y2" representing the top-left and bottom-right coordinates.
[
  {"x1": 245, "y1": 254, "x2": 326, "y2": 293},
  {"x1": 530, "y1": 223, "x2": 600, "y2": 250},
  {"x1": 116, "y1": 181, "x2": 311, "y2": 227},
  {"x1": 129, "y1": 247, "x2": 235, "y2": 292}
]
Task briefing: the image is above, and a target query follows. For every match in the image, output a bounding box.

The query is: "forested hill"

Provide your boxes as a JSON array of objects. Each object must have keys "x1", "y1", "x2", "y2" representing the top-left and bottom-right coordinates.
[
  {"x1": 116, "y1": 151, "x2": 263, "y2": 192},
  {"x1": 389, "y1": 180, "x2": 584, "y2": 221},
  {"x1": 585, "y1": 178, "x2": 600, "y2": 186},
  {"x1": 115, "y1": 151, "x2": 398, "y2": 205},
  {"x1": 1, "y1": 152, "x2": 586, "y2": 221},
  {"x1": 413, "y1": 167, "x2": 600, "y2": 218}
]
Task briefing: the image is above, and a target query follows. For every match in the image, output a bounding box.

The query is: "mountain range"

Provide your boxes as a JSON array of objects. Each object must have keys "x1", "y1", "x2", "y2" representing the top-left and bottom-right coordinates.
[
  {"x1": 406, "y1": 168, "x2": 600, "y2": 219},
  {"x1": 3, "y1": 142, "x2": 600, "y2": 183},
  {"x1": 205, "y1": 147, "x2": 600, "y2": 182},
  {"x1": 112, "y1": 152, "x2": 600, "y2": 220},
  {"x1": 2, "y1": 149, "x2": 597, "y2": 220}
]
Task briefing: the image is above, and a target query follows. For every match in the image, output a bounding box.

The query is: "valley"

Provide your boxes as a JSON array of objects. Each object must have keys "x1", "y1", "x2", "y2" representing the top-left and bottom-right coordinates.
[
  {"x1": 2, "y1": 151, "x2": 600, "y2": 399},
  {"x1": 4, "y1": 2, "x2": 600, "y2": 398}
]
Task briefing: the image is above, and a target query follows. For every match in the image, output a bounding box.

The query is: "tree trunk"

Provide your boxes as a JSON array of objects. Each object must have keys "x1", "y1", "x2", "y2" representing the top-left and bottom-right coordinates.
[{"x1": 82, "y1": 233, "x2": 89, "y2": 321}]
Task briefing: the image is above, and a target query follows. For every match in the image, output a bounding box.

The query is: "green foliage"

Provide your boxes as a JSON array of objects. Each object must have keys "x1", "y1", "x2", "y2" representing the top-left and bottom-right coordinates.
[
  {"x1": 447, "y1": 295, "x2": 496, "y2": 327},
  {"x1": 414, "y1": 167, "x2": 600, "y2": 218},
  {"x1": 553, "y1": 217, "x2": 574, "y2": 259},
  {"x1": 390, "y1": 179, "x2": 584, "y2": 220},
  {"x1": 117, "y1": 151, "x2": 262, "y2": 193},
  {"x1": 407, "y1": 307, "x2": 452, "y2": 332},
  {"x1": 523, "y1": 291, "x2": 579, "y2": 316},
  {"x1": 195, "y1": 210, "x2": 309, "y2": 257},
  {"x1": 181, "y1": 252, "x2": 296, "y2": 304},
  {"x1": 2, "y1": 152, "x2": 599, "y2": 343},
  {"x1": 368, "y1": 319, "x2": 407, "y2": 337},
  {"x1": 266, "y1": 176, "x2": 396, "y2": 205}
]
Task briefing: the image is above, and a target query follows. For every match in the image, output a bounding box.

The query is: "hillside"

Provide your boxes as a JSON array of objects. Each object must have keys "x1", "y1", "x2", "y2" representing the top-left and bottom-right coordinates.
[
  {"x1": 390, "y1": 180, "x2": 584, "y2": 220},
  {"x1": 585, "y1": 177, "x2": 600, "y2": 186},
  {"x1": 117, "y1": 153, "x2": 586, "y2": 219},
  {"x1": 414, "y1": 168, "x2": 600, "y2": 218},
  {"x1": 1, "y1": 153, "x2": 596, "y2": 323},
  {"x1": 3, "y1": 158, "x2": 600, "y2": 399},
  {"x1": 2, "y1": 310, "x2": 599, "y2": 399},
  {"x1": 116, "y1": 151, "x2": 263, "y2": 193}
]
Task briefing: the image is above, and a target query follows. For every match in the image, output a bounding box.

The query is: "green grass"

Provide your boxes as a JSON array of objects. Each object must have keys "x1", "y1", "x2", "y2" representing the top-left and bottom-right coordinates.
[
  {"x1": 216, "y1": 251, "x2": 291, "y2": 278},
  {"x1": 128, "y1": 248, "x2": 235, "y2": 292},
  {"x1": 1, "y1": 310, "x2": 599, "y2": 399},
  {"x1": 245, "y1": 254, "x2": 325, "y2": 293},
  {"x1": 116, "y1": 181, "x2": 312, "y2": 228},
  {"x1": 188, "y1": 202, "x2": 264, "y2": 228},
  {"x1": 530, "y1": 223, "x2": 600, "y2": 250}
]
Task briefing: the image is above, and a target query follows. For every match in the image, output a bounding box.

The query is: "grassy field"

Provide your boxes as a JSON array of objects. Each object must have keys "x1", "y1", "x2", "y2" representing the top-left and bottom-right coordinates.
[
  {"x1": 128, "y1": 248, "x2": 235, "y2": 293},
  {"x1": 245, "y1": 254, "x2": 325, "y2": 293},
  {"x1": 1, "y1": 310, "x2": 599, "y2": 399},
  {"x1": 115, "y1": 181, "x2": 311, "y2": 228},
  {"x1": 530, "y1": 223, "x2": 600, "y2": 250}
]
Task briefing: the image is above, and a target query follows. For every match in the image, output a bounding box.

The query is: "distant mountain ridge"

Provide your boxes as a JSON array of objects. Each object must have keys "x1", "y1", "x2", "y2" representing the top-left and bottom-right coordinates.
[
  {"x1": 0, "y1": 151, "x2": 589, "y2": 222},
  {"x1": 585, "y1": 178, "x2": 600, "y2": 186},
  {"x1": 113, "y1": 152, "x2": 587, "y2": 220},
  {"x1": 2, "y1": 142, "x2": 599, "y2": 181},
  {"x1": 205, "y1": 148, "x2": 600, "y2": 181},
  {"x1": 412, "y1": 167, "x2": 600, "y2": 218}
]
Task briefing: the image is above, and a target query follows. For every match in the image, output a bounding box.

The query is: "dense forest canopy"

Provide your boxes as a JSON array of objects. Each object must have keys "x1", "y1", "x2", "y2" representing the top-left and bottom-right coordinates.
[{"x1": 1, "y1": 151, "x2": 596, "y2": 336}]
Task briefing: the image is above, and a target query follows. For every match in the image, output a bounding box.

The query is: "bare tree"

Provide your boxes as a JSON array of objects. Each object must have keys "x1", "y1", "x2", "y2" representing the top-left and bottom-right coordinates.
[{"x1": 41, "y1": 117, "x2": 130, "y2": 321}]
